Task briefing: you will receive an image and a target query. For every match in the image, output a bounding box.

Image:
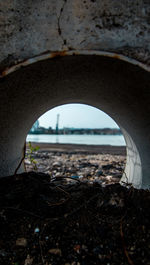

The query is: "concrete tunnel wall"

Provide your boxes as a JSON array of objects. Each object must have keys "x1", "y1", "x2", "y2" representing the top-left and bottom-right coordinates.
[
  {"x1": 0, "y1": 0, "x2": 150, "y2": 189},
  {"x1": 0, "y1": 53, "x2": 150, "y2": 189}
]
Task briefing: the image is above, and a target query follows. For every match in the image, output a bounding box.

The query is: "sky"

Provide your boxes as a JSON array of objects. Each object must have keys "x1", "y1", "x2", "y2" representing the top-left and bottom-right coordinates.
[{"x1": 38, "y1": 104, "x2": 119, "y2": 129}]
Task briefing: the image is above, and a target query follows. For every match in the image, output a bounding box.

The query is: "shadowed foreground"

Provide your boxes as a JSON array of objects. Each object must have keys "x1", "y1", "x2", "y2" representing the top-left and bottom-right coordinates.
[{"x1": 0, "y1": 171, "x2": 150, "y2": 265}]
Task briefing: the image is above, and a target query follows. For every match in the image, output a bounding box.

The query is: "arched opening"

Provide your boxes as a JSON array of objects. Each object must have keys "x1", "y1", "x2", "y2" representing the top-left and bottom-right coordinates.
[
  {"x1": 25, "y1": 103, "x2": 126, "y2": 186},
  {"x1": 0, "y1": 53, "x2": 150, "y2": 188},
  {"x1": 1, "y1": 53, "x2": 150, "y2": 264}
]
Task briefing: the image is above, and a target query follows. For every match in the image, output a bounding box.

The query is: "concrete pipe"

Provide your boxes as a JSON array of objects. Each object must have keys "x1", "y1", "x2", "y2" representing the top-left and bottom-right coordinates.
[{"x1": 0, "y1": 52, "x2": 150, "y2": 189}]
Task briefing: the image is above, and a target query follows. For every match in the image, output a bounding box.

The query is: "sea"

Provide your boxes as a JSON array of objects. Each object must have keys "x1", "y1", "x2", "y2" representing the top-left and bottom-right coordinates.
[{"x1": 27, "y1": 134, "x2": 126, "y2": 146}]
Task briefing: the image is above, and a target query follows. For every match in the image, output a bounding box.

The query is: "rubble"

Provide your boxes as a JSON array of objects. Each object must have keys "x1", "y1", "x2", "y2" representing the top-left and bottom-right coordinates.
[{"x1": 0, "y1": 171, "x2": 150, "y2": 264}]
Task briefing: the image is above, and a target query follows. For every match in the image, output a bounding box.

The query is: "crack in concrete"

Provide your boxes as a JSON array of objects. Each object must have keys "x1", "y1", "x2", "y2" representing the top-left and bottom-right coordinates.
[{"x1": 57, "y1": 0, "x2": 68, "y2": 48}]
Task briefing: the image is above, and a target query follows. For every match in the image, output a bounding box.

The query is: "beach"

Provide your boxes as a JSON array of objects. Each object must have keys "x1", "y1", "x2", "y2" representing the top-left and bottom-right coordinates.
[
  {"x1": 26, "y1": 142, "x2": 126, "y2": 155},
  {"x1": 25, "y1": 143, "x2": 126, "y2": 185}
]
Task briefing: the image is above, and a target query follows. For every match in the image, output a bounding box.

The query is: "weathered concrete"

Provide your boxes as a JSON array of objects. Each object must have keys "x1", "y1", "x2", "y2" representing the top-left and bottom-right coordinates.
[
  {"x1": 0, "y1": 0, "x2": 150, "y2": 70},
  {"x1": 0, "y1": 0, "x2": 150, "y2": 188},
  {"x1": 0, "y1": 54, "x2": 150, "y2": 189}
]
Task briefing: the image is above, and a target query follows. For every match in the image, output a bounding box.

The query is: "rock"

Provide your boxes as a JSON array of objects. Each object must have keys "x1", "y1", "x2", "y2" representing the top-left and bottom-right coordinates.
[
  {"x1": 90, "y1": 163, "x2": 99, "y2": 168},
  {"x1": 48, "y1": 248, "x2": 62, "y2": 256},
  {"x1": 71, "y1": 175, "x2": 79, "y2": 179},
  {"x1": 79, "y1": 162, "x2": 91, "y2": 168},
  {"x1": 24, "y1": 254, "x2": 33, "y2": 265},
  {"x1": 73, "y1": 245, "x2": 81, "y2": 253},
  {"x1": 0, "y1": 250, "x2": 7, "y2": 257},
  {"x1": 84, "y1": 172, "x2": 92, "y2": 178},
  {"x1": 108, "y1": 196, "x2": 124, "y2": 207},
  {"x1": 106, "y1": 175, "x2": 113, "y2": 181},
  {"x1": 16, "y1": 237, "x2": 27, "y2": 247},
  {"x1": 34, "y1": 227, "x2": 40, "y2": 233},
  {"x1": 82, "y1": 245, "x2": 88, "y2": 252},
  {"x1": 96, "y1": 170, "x2": 103, "y2": 176},
  {"x1": 94, "y1": 179, "x2": 103, "y2": 185},
  {"x1": 102, "y1": 164, "x2": 114, "y2": 170},
  {"x1": 93, "y1": 246, "x2": 101, "y2": 254},
  {"x1": 55, "y1": 172, "x2": 63, "y2": 178},
  {"x1": 69, "y1": 167, "x2": 77, "y2": 174},
  {"x1": 110, "y1": 177, "x2": 121, "y2": 183},
  {"x1": 41, "y1": 153, "x2": 49, "y2": 159},
  {"x1": 52, "y1": 161, "x2": 62, "y2": 168},
  {"x1": 25, "y1": 159, "x2": 31, "y2": 165}
]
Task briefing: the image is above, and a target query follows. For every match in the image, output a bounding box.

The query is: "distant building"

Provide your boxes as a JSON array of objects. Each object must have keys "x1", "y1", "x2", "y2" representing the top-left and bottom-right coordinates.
[
  {"x1": 29, "y1": 121, "x2": 122, "y2": 135},
  {"x1": 30, "y1": 120, "x2": 39, "y2": 132}
]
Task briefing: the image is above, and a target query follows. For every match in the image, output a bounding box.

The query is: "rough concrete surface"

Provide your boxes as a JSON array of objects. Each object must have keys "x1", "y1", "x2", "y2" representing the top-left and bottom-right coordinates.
[
  {"x1": 0, "y1": 1, "x2": 150, "y2": 188},
  {"x1": 0, "y1": 55, "x2": 150, "y2": 189},
  {"x1": 0, "y1": 0, "x2": 150, "y2": 70}
]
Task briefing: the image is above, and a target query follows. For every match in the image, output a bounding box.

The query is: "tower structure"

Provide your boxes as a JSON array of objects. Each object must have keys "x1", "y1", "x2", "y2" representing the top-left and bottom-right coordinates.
[{"x1": 55, "y1": 114, "x2": 60, "y2": 134}]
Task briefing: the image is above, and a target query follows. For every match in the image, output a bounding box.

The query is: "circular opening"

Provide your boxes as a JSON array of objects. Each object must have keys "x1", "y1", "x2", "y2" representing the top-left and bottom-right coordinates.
[{"x1": 25, "y1": 103, "x2": 126, "y2": 186}]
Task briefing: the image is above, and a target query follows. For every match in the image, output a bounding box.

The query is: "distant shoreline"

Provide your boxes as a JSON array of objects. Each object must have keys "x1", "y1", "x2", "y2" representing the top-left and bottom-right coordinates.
[
  {"x1": 29, "y1": 128, "x2": 122, "y2": 136},
  {"x1": 26, "y1": 142, "x2": 126, "y2": 156}
]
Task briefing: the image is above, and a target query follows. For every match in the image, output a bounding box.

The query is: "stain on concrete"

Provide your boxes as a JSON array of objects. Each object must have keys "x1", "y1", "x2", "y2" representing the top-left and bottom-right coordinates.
[{"x1": 0, "y1": 0, "x2": 150, "y2": 68}]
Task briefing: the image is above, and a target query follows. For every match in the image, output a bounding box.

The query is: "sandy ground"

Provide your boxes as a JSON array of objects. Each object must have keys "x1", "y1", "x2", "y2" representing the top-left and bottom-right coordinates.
[
  {"x1": 26, "y1": 142, "x2": 126, "y2": 155},
  {"x1": 25, "y1": 143, "x2": 126, "y2": 185}
]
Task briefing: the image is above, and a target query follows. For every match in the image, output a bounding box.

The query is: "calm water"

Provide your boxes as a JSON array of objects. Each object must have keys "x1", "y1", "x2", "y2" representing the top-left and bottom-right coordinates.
[{"x1": 27, "y1": 134, "x2": 126, "y2": 146}]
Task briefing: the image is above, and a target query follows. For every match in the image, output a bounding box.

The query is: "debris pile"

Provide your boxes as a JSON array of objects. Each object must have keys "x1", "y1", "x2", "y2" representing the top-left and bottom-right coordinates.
[
  {"x1": 0, "y1": 172, "x2": 150, "y2": 265},
  {"x1": 25, "y1": 151, "x2": 125, "y2": 185}
]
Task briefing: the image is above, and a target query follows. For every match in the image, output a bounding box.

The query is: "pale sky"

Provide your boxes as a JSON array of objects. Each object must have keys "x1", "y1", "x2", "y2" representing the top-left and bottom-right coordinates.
[{"x1": 38, "y1": 104, "x2": 119, "y2": 129}]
